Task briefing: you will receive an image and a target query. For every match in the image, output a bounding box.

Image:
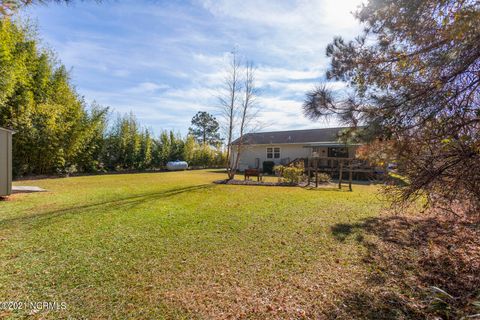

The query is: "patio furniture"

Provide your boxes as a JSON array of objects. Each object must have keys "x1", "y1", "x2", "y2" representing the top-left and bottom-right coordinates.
[{"x1": 244, "y1": 168, "x2": 262, "y2": 181}]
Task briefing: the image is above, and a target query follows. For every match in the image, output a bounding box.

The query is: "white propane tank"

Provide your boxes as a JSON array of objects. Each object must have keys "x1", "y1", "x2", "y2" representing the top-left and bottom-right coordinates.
[{"x1": 166, "y1": 160, "x2": 189, "y2": 171}]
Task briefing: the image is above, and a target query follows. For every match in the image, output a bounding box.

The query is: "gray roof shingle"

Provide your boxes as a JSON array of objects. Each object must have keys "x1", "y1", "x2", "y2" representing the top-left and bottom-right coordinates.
[{"x1": 231, "y1": 127, "x2": 351, "y2": 145}]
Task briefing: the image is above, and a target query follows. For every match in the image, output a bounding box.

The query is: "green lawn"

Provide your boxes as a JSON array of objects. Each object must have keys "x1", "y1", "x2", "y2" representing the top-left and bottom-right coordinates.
[{"x1": 0, "y1": 170, "x2": 385, "y2": 319}]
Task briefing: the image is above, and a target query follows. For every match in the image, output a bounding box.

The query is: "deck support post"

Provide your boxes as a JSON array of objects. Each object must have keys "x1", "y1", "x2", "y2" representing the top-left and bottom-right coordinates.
[
  {"x1": 348, "y1": 160, "x2": 353, "y2": 191},
  {"x1": 338, "y1": 160, "x2": 344, "y2": 189},
  {"x1": 307, "y1": 158, "x2": 311, "y2": 185},
  {"x1": 315, "y1": 159, "x2": 319, "y2": 188}
]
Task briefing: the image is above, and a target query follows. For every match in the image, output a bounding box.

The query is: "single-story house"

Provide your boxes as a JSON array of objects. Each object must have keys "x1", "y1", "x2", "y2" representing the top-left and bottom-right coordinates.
[
  {"x1": 230, "y1": 127, "x2": 361, "y2": 171},
  {"x1": 0, "y1": 127, "x2": 14, "y2": 197}
]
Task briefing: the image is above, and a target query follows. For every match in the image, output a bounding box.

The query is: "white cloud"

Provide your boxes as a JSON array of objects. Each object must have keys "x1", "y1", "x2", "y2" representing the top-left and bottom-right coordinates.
[
  {"x1": 197, "y1": 0, "x2": 364, "y2": 66},
  {"x1": 265, "y1": 81, "x2": 317, "y2": 96},
  {"x1": 128, "y1": 82, "x2": 170, "y2": 94},
  {"x1": 255, "y1": 67, "x2": 322, "y2": 84},
  {"x1": 198, "y1": 0, "x2": 363, "y2": 32}
]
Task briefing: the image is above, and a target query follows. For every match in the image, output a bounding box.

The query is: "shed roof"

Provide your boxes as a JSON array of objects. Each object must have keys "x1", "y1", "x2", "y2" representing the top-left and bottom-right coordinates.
[{"x1": 231, "y1": 127, "x2": 352, "y2": 145}]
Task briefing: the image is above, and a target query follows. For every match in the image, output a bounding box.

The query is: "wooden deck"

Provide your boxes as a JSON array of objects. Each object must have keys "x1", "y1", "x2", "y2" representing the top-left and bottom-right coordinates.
[{"x1": 290, "y1": 157, "x2": 380, "y2": 190}]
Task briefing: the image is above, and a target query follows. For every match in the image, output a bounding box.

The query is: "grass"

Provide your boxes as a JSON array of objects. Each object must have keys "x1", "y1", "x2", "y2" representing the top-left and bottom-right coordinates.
[{"x1": 0, "y1": 170, "x2": 386, "y2": 319}]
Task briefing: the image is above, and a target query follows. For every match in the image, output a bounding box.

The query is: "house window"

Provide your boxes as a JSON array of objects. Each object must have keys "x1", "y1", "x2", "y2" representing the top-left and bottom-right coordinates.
[
  {"x1": 266, "y1": 147, "x2": 280, "y2": 159},
  {"x1": 328, "y1": 147, "x2": 349, "y2": 158}
]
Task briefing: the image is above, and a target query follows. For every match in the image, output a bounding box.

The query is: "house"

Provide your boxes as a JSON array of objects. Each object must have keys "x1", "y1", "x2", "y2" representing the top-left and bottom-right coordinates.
[
  {"x1": 0, "y1": 127, "x2": 14, "y2": 197},
  {"x1": 230, "y1": 127, "x2": 362, "y2": 172}
]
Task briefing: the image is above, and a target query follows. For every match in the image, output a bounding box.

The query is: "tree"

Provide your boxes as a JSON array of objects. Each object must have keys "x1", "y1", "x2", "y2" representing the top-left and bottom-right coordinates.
[
  {"x1": 138, "y1": 129, "x2": 153, "y2": 169},
  {"x1": 157, "y1": 130, "x2": 171, "y2": 166},
  {"x1": 183, "y1": 134, "x2": 195, "y2": 164},
  {"x1": 168, "y1": 130, "x2": 184, "y2": 161},
  {"x1": 188, "y1": 111, "x2": 221, "y2": 146},
  {"x1": 0, "y1": 19, "x2": 109, "y2": 176},
  {"x1": 218, "y1": 50, "x2": 242, "y2": 180},
  {"x1": 72, "y1": 102, "x2": 109, "y2": 173},
  {"x1": 1, "y1": 0, "x2": 104, "y2": 17},
  {"x1": 303, "y1": 0, "x2": 480, "y2": 214},
  {"x1": 102, "y1": 113, "x2": 139, "y2": 170},
  {"x1": 1, "y1": 0, "x2": 86, "y2": 17},
  {"x1": 231, "y1": 61, "x2": 257, "y2": 176},
  {"x1": 218, "y1": 52, "x2": 260, "y2": 179},
  {"x1": 154, "y1": 130, "x2": 185, "y2": 166}
]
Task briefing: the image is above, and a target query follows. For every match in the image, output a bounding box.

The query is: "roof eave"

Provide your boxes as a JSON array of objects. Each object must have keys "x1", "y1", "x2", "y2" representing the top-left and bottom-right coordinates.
[
  {"x1": 0, "y1": 127, "x2": 15, "y2": 134},
  {"x1": 303, "y1": 142, "x2": 363, "y2": 147},
  {"x1": 233, "y1": 141, "x2": 362, "y2": 146}
]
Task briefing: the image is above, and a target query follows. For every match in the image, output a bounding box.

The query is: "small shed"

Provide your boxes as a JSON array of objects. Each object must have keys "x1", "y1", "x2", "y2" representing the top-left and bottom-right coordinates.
[{"x1": 0, "y1": 127, "x2": 14, "y2": 197}]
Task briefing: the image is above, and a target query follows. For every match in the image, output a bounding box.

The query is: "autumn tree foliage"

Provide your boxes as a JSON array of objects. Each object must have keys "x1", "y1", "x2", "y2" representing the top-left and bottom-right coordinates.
[
  {"x1": 355, "y1": 140, "x2": 395, "y2": 169},
  {"x1": 304, "y1": 0, "x2": 480, "y2": 214}
]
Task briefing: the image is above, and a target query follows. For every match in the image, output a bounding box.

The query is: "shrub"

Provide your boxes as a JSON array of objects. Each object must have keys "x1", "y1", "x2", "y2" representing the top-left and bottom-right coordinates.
[
  {"x1": 316, "y1": 172, "x2": 332, "y2": 183},
  {"x1": 281, "y1": 166, "x2": 305, "y2": 184},
  {"x1": 263, "y1": 161, "x2": 275, "y2": 174},
  {"x1": 273, "y1": 165, "x2": 284, "y2": 176}
]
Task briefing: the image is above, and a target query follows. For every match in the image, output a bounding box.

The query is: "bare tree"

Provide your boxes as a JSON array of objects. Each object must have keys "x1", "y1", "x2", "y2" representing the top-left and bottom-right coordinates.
[
  {"x1": 218, "y1": 50, "x2": 242, "y2": 180},
  {"x1": 231, "y1": 61, "x2": 257, "y2": 177},
  {"x1": 217, "y1": 50, "x2": 260, "y2": 180}
]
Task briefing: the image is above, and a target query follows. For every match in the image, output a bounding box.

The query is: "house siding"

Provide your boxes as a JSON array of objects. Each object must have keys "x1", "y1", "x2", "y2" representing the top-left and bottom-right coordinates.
[
  {"x1": 231, "y1": 144, "x2": 358, "y2": 171},
  {"x1": 232, "y1": 144, "x2": 311, "y2": 170}
]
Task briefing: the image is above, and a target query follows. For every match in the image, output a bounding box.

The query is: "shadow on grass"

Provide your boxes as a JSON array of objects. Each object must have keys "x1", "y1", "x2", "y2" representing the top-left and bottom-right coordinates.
[
  {"x1": 330, "y1": 222, "x2": 364, "y2": 241},
  {"x1": 332, "y1": 179, "x2": 383, "y2": 186},
  {"x1": 0, "y1": 184, "x2": 215, "y2": 230},
  {"x1": 303, "y1": 186, "x2": 344, "y2": 192},
  {"x1": 301, "y1": 180, "x2": 382, "y2": 193},
  {"x1": 327, "y1": 215, "x2": 480, "y2": 319}
]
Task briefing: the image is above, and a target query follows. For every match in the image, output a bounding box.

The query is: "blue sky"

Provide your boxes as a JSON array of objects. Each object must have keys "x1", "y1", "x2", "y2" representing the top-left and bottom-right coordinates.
[{"x1": 24, "y1": 0, "x2": 363, "y2": 136}]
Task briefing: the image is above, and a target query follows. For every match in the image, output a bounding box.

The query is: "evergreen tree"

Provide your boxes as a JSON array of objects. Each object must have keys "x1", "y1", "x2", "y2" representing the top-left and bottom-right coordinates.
[
  {"x1": 0, "y1": 19, "x2": 109, "y2": 176},
  {"x1": 158, "y1": 130, "x2": 171, "y2": 166},
  {"x1": 188, "y1": 111, "x2": 221, "y2": 146},
  {"x1": 169, "y1": 131, "x2": 184, "y2": 161},
  {"x1": 138, "y1": 129, "x2": 153, "y2": 169},
  {"x1": 183, "y1": 134, "x2": 195, "y2": 164}
]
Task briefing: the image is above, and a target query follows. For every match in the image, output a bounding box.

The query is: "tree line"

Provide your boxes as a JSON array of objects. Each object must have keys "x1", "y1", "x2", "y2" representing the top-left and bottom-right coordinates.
[
  {"x1": 100, "y1": 112, "x2": 226, "y2": 174},
  {"x1": 0, "y1": 18, "x2": 225, "y2": 177}
]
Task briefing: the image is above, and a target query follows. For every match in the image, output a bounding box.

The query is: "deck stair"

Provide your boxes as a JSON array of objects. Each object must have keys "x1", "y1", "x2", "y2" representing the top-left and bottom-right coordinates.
[{"x1": 285, "y1": 157, "x2": 306, "y2": 168}]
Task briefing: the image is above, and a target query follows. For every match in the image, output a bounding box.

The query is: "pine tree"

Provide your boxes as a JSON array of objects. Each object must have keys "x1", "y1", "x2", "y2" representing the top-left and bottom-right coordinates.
[
  {"x1": 303, "y1": 0, "x2": 480, "y2": 213},
  {"x1": 188, "y1": 111, "x2": 221, "y2": 146}
]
